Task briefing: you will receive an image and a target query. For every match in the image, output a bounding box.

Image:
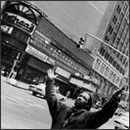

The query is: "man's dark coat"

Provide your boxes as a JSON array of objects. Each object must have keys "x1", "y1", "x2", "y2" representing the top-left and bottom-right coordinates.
[{"x1": 46, "y1": 78, "x2": 119, "y2": 129}]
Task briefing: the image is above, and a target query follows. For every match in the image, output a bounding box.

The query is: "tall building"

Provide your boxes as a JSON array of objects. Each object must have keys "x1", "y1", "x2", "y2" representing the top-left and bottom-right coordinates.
[{"x1": 92, "y1": 1, "x2": 129, "y2": 104}]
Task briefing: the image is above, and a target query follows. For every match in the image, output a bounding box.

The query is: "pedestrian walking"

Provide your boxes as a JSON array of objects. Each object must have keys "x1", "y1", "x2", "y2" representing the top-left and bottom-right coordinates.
[{"x1": 45, "y1": 68, "x2": 126, "y2": 129}]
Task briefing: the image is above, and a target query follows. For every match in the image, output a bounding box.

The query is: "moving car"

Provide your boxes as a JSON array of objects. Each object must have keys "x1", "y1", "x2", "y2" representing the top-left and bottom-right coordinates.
[
  {"x1": 29, "y1": 83, "x2": 46, "y2": 98},
  {"x1": 114, "y1": 112, "x2": 129, "y2": 129}
]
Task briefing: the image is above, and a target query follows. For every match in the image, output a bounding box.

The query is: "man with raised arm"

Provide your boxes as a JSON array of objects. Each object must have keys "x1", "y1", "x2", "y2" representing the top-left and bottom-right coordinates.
[{"x1": 45, "y1": 68, "x2": 126, "y2": 129}]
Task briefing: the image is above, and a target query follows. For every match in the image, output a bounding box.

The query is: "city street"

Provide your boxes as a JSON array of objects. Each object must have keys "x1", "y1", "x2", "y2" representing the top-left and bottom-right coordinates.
[{"x1": 1, "y1": 75, "x2": 117, "y2": 129}]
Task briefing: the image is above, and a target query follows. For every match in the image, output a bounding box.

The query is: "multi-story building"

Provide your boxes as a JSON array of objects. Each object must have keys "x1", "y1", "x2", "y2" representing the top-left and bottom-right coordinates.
[
  {"x1": 1, "y1": 1, "x2": 95, "y2": 97},
  {"x1": 92, "y1": 1, "x2": 129, "y2": 104},
  {"x1": 1, "y1": 1, "x2": 129, "y2": 103}
]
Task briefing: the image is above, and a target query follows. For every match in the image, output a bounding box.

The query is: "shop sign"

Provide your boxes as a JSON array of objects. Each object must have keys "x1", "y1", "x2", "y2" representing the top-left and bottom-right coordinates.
[
  {"x1": 84, "y1": 84, "x2": 96, "y2": 92},
  {"x1": 69, "y1": 77, "x2": 96, "y2": 92},
  {"x1": 2, "y1": 12, "x2": 36, "y2": 34},
  {"x1": 46, "y1": 57, "x2": 55, "y2": 65},
  {"x1": 34, "y1": 30, "x2": 51, "y2": 44},
  {"x1": 25, "y1": 45, "x2": 48, "y2": 62},
  {"x1": 1, "y1": 25, "x2": 13, "y2": 34},
  {"x1": 55, "y1": 67, "x2": 71, "y2": 79},
  {"x1": 69, "y1": 77, "x2": 84, "y2": 87}
]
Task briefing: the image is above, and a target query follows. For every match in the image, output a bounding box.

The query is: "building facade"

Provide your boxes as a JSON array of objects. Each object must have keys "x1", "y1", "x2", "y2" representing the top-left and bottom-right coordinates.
[
  {"x1": 93, "y1": 1, "x2": 129, "y2": 104},
  {"x1": 1, "y1": 1, "x2": 95, "y2": 97}
]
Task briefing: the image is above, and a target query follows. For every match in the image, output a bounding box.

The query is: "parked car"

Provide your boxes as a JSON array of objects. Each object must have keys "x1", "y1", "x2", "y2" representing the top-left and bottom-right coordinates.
[
  {"x1": 28, "y1": 83, "x2": 66, "y2": 101},
  {"x1": 114, "y1": 112, "x2": 129, "y2": 129},
  {"x1": 28, "y1": 83, "x2": 46, "y2": 98}
]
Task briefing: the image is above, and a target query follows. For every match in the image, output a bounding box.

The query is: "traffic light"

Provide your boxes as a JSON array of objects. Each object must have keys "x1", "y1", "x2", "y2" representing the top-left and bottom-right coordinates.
[{"x1": 76, "y1": 37, "x2": 85, "y2": 48}]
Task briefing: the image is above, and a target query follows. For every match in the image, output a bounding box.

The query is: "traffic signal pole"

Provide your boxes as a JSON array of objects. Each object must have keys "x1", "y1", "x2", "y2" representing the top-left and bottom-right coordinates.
[
  {"x1": 84, "y1": 32, "x2": 129, "y2": 60},
  {"x1": 78, "y1": 32, "x2": 128, "y2": 89}
]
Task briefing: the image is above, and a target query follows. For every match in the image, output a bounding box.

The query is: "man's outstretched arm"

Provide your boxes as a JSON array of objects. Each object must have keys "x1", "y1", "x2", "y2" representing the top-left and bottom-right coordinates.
[{"x1": 85, "y1": 86, "x2": 126, "y2": 129}]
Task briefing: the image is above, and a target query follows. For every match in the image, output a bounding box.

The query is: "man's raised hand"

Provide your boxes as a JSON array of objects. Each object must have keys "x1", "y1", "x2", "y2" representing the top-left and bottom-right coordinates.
[{"x1": 47, "y1": 69, "x2": 58, "y2": 79}]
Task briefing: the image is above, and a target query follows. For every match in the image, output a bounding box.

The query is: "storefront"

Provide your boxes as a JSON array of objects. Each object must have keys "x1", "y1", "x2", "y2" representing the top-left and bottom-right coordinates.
[
  {"x1": 1, "y1": 1, "x2": 42, "y2": 78},
  {"x1": 20, "y1": 56, "x2": 53, "y2": 84}
]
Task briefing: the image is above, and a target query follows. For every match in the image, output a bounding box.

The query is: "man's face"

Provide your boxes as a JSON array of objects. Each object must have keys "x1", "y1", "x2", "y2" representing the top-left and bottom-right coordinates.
[{"x1": 74, "y1": 92, "x2": 90, "y2": 109}]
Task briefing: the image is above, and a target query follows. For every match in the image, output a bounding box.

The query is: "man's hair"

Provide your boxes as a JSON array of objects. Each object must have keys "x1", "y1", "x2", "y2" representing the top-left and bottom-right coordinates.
[{"x1": 78, "y1": 91, "x2": 93, "y2": 111}]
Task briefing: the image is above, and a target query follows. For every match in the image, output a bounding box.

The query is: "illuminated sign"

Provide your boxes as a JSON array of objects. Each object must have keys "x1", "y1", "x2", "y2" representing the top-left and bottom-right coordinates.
[
  {"x1": 69, "y1": 77, "x2": 96, "y2": 92},
  {"x1": 55, "y1": 67, "x2": 71, "y2": 79},
  {"x1": 25, "y1": 45, "x2": 48, "y2": 62},
  {"x1": 2, "y1": 12, "x2": 36, "y2": 34}
]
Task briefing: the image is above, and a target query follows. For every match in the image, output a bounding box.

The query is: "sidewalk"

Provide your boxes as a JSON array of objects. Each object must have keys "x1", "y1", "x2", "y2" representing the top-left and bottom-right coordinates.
[{"x1": 1, "y1": 75, "x2": 29, "y2": 90}]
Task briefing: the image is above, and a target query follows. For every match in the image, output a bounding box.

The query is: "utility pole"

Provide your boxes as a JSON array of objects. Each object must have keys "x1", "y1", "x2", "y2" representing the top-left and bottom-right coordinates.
[{"x1": 8, "y1": 52, "x2": 21, "y2": 79}]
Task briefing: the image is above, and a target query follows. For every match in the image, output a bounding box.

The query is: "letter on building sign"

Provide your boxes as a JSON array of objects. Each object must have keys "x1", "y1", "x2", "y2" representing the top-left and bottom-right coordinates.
[
  {"x1": 55, "y1": 67, "x2": 71, "y2": 79},
  {"x1": 25, "y1": 45, "x2": 48, "y2": 62},
  {"x1": 3, "y1": 12, "x2": 36, "y2": 34}
]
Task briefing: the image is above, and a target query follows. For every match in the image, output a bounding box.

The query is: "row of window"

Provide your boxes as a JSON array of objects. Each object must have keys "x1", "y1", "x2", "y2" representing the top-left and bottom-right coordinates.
[
  {"x1": 99, "y1": 47, "x2": 127, "y2": 75},
  {"x1": 94, "y1": 58, "x2": 121, "y2": 86},
  {"x1": 31, "y1": 31, "x2": 89, "y2": 76}
]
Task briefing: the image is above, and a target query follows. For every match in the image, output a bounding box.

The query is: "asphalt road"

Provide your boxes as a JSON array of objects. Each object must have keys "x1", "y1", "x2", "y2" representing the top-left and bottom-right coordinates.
[{"x1": 1, "y1": 76, "x2": 117, "y2": 129}]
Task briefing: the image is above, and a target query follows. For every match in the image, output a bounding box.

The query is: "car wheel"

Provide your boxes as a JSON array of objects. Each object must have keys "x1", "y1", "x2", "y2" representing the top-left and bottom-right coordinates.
[
  {"x1": 32, "y1": 91, "x2": 37, "y2": 96},
  {"x1": 115, "y1": 126, "x2": 118, "y2": 129}
]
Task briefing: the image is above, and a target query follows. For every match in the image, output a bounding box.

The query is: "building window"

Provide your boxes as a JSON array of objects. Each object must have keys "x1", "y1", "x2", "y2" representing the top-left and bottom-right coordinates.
[
  {"x1": 116, "y1": 64, "x2": 119, "y2": 71},
  {"x1": 112, "y1": 31, "x2": 117, "y2": 43},
  {"x1": 112, "y1": 15, "x2": 117, "y2": 24},
  {"x1": 119, "y1": 12, "x2": 124, "y2": 22},
  {"x1": 120, "y1": 55, "x2": 123, "y2": 62},
  {"x1": 104, "y1": 67, "x2": 110, "y2": 77},
  {"x1": 122, "y1": 19, "x2": 127, "y2": 28},
  {"x1": 94, "y1": 59, "x2": 101, "y2": 71},
  {"x1": 99, "y1": 63, "x2": 106, "y2": 74},
  {"x1": 118, "y1": 27, "x2": 124, "y2": 38},
  {"x1": 122, "y1": 57, "x2": 126, "y2": 65},
  {"x1": 112, "y1": 73, "x2": 116, "y2": 83},
  {"x1": 126, "y1": 10, "x2": 129, "y2": 21},
  {"x1": 99, "y1": 47, "x2": 104, "y2": 55},
  {"x1": 108, "y1": 70, "x2": 113, "y2": 81},
  {"x1": 109, "y1": 56, "x2": 113, "y2": 63},
  {"x1": 122, "y1": 31, "x2": 127, "y2": 42},
  {"x1": 115, "y1": 76, "x2": 120, "y2": 85},
  {"x1": 105, "y1": 53, "x2": 109, "y2": 60},
  {"x1": 116, "y1": 5, "x2": 121, "y2": 14},
  {"x1": 112, "y1": 61, "x2": 116, "y2": 67},
  {"x1": 114, "y1": 37, "x2": 120, "y2": 48},
  {"x1": 123, "y1": 2, "x2": 128, "y2": 13},
  {"x1": 126, "y1": 50, "x2": 128, "y2": 56},
  {"x1": 108, "y1": 25, "x2": 113, "y2": 34},
  {"x1": 125, "y1": 61, "x2": 128, "y2": 67},
  {"x1": 104, "y1": 36, "x2": 109, "y2": 42},
  {"x1": 115, "y1": 21, "x2": 120, "y2": 32}
]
